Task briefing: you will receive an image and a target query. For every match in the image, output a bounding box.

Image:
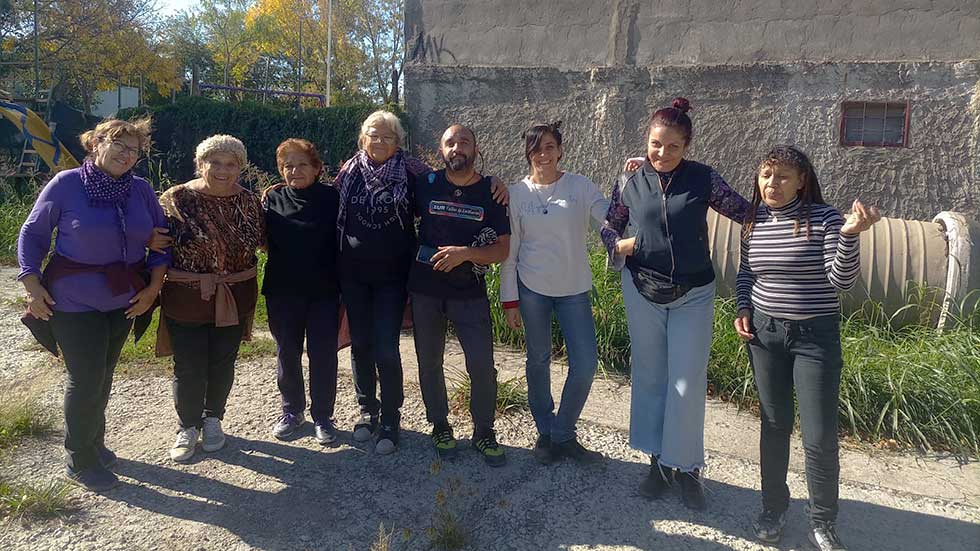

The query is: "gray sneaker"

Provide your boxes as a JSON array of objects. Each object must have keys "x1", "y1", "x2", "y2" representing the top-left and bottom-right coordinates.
[
  {"x1": 352, "y1": 412, "x2": 378, "y2": 442},
  {"x1": 753, "y1": 509, "x2": 787, "y2": 543},
  {"x1": 201, "y1": 416, "x2": 226, "y2": 452},
  {"x1": 170, "y1": 427, "x2": 199, "y2": 463},
  {"x1": 314, "y1": 419, "x2": 338, "y2": 445},
  {"x1": 272, "y1": 412, "x2": 305, "y2": 440},
  {"x1": 809, "y1": 522, "x2": 848, "y2": 551}
]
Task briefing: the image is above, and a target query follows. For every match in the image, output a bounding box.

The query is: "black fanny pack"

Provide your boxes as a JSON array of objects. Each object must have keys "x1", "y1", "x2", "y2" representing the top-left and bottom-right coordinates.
[{"x1": 630, "y1": 265, "x2": 691, "y2": 304}]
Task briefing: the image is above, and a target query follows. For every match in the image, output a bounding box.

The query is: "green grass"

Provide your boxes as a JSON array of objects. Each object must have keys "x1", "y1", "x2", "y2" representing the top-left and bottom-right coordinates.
[
  {"x1": 448, "y1": 368, "x2": 529, "y2": 416},
  {"x1": 486, "y1": 247, "x2": 980, "y2": 455},
  {"x1": 0, "y1": 476, "x2": 76, "y2": 521},
  {"x1": 0, "y1": 398, "x2": 54, "y2": 450},
  {"x1": 0, "y1": 201, "x2": 32, "y2": 264}
]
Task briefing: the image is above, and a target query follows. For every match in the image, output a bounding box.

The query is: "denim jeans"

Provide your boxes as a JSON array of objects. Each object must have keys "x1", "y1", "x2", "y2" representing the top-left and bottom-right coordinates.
[
  {"x1": 266, "y1": 294, "x2": 340, "y2": 424},
  {"x1": 167, "y1": 317, "x2": 245, "y2": 429},
  {"x1": 49, "y1": 309, "x2": 132, "y2": 471},
  {"x1": 411, "y1": 292, "x2": 497, "y2": 435},
  {"x1": 518, "y1": 279, "x2": 598, "y2": 444},
  {"x1": 748, "y1": 310, "x2": 842, "y2": 524},
  {"x1": 621, "y1": 269, "x2": 715, "y2": 472},
  {"x1": 340, "y1": 275, "x2": 406, "y2": 427}
]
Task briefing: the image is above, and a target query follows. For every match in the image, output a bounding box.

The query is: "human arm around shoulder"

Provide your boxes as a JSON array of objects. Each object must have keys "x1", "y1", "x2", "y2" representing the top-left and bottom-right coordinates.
[
  {"x1": 499, "y1": 189, "x2": 522, "y2": 310},
  {"x1": 708, "y1": 169, "x2": 751, "y2": 223},
  {"x1": 600, "y1": 176, "x2": 634, "y2": 270},
  {"x1": 583, "y1": 176, "x2": 611, "y2": 232}
]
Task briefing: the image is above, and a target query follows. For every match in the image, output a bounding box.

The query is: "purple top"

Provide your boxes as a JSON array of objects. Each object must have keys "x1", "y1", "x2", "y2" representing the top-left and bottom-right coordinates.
[
  {"x1": 600, "y1": 166, "x2": 750, "y2": 258},
  {"x1": 17, "y1": 167, "x2": 171, "y2": 312}
]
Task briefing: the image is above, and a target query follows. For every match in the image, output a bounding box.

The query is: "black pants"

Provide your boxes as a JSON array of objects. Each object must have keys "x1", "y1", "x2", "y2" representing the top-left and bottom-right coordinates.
[
  {"x1": 49, "y1": 308, "x2": 132, "y2": 471},
  {"x1": 748, "y1": 311, "x2": 842, "y2": 524},
  {"x1": 266, "y1": 294, "x2": 339, "y2": 424},
  {"x1": 166, "y1": 317, "x2": 245, "y2": 429},
  {"x1": 411, "y1": 293, "x2": 497, "y2": 435},
  {"x1": 340, "y1": 275, "x2": 405, "y2": 427}
]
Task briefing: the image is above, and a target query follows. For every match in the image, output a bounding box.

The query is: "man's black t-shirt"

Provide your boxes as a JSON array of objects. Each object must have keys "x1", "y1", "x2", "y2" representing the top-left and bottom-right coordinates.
[{"x1": 409, "y1": 170, "x2": 510, "y2": 299}]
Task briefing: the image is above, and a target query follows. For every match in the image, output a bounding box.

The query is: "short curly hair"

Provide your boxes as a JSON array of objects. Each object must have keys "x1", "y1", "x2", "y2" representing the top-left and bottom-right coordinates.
[
  {"x1": 358, "y1": 110, "x2": 405, "y2": 150},
  {"x1": 79, "y1": 117, "x2": 152, "y2": 155},
  {"x1": 194, "y1": 134, "x2": 247, "y2": 175},
  {"x1": 275, "y1": 138, "x2": 324, "y2": 173}
]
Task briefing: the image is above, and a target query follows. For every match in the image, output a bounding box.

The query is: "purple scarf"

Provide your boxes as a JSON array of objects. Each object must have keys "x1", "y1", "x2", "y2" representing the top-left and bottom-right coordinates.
[
  {"x1": 80, "y1": 158, "x2": 134, "y2": 260},
  {"x1": 335, "y1": 149, "x2": 411, "y2": 246}
]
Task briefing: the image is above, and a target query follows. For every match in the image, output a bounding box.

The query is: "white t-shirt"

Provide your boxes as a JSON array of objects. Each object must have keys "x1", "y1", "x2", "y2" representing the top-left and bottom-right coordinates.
[{"x1": 500, "y1": 172, "x2": 609, "y2": 302}]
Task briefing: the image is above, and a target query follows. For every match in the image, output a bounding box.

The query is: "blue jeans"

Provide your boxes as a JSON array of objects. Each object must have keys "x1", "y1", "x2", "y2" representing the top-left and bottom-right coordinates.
[
  {"x1": 518, "y1": 279, "x2": 598, "y2": 444},
  {"x1": 621, "y1": 269, "x2": 716, "y2": 472}
]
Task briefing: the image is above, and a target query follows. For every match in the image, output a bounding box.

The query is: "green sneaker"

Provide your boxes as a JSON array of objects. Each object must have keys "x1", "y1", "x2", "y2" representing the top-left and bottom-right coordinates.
[
  {"x1": 472, "y1": 430, "x2": 507, "y2": 467},
  {"x1": 431, "y1": 421, "x2": 457, "y2": 458}
]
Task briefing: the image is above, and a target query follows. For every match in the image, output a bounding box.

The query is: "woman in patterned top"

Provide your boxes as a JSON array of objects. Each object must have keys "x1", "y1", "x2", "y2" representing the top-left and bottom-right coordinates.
[
  {"x1": 603, "y1": 97, "x2": 750, "y2": 510},
  {"x1": 734, "y1": 146, "x2": 879, "y2": 551},
  {"x1": 158, "y1": 135, "x2": 265, "y2": 463}
]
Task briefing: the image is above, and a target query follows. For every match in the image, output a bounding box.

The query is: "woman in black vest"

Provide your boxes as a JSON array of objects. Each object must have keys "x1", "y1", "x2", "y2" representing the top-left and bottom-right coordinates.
[{"x1": 600, "y1": 97, "x2": 750, "y2": 509}]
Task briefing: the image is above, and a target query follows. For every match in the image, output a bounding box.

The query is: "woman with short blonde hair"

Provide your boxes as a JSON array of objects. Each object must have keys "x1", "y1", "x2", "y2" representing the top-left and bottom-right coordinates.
[{"x1": 17, "y1": 116, "x2": 169, "y2": 492}]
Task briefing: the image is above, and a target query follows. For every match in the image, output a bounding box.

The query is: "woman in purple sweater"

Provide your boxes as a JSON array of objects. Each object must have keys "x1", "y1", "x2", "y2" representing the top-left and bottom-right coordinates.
[{"x1": 18, "y1": 118, "x2": 170, "y2": 492}]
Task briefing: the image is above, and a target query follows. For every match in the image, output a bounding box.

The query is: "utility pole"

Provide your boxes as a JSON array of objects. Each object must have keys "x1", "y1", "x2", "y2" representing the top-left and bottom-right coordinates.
[
  {"x1": 326, "y1": 0, "x2": 332, "y2": 107},
  {"x1": 33, "y1": 0, "x2": 39, "y2": 97}
]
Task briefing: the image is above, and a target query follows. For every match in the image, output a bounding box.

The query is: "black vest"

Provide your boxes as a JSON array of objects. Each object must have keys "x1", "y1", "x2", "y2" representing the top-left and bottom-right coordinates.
[{"x1": 621, "y1": 159, "x2": 716, "y2": 287}]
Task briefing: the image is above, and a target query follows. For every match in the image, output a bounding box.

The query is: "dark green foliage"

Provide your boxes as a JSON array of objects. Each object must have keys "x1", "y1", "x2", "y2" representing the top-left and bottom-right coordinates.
[{"x1": 119, "y1": 97, "x2": 402, "y2": 185}]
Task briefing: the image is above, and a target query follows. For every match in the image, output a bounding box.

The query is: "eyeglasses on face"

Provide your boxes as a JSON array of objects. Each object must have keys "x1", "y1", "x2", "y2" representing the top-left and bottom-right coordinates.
[
  {"x1": 105, "y1": 139, "x2": 141, "y2": 157},
  {"x1": 366, "y1": 134, "x2": 397, "y2": 145}
]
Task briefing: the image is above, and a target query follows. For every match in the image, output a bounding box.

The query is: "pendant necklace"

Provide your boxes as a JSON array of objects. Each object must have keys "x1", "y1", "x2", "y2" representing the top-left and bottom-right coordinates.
[{"x1": 532, "y1": 174, "x2": 561, "y2": 214}]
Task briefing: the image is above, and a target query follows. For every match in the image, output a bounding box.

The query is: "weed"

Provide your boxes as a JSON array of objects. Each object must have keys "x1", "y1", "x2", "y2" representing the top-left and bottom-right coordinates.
[
  {"x1": 370, "y1": 522, "x2": 396, "y2": 551},
  {"x1": 448, "y1": 368, "x2": 528, "y2": 416},
  {"x1": 0, "y1": 476, "x2": 76, "y2": 521},
  {"x1": 0, "y1": 398, "x2": 53, "y2": 450},
  {"x1": 427, "y1": 478, "x2": 467, "y2": 551}
]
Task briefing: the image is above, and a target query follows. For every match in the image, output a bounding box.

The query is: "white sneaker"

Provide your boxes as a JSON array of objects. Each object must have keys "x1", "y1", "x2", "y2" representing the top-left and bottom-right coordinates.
[
  {"x1": 170, "y1": 427, "x2": 199, "y2": 462},
  {"x1": 201, "y1": 417, "x2": 226, "y2": 452}
]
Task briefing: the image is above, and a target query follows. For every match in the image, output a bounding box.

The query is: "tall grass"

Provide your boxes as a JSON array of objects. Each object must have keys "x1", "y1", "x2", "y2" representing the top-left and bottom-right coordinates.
[
  {"x1": 0, "y1": 201, "x2": 32, "y2": 264},
  {"x1": 486, "y1": 247, "x2": 980, "y2": 455},
  {"x1": 0, "y1": 476, "x2": 76, "y2": 521}
]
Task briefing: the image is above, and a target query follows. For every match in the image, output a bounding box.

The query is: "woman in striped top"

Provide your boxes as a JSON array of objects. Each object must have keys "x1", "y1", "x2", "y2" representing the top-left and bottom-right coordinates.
[{"x1": 734, "y1": 145, "x2": 880, "y2": 551}]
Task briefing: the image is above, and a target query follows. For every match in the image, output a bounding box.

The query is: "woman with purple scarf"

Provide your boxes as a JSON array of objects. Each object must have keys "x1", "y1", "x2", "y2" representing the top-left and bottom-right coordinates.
[{"x1": 18, "y1": 118, "x2": 170, "y2": 492}]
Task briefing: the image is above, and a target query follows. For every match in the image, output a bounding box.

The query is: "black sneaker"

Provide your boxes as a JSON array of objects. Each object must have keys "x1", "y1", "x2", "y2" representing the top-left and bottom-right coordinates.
[
  {"x1": 533, "y1": 434, "x2": 557, "y2": 465},
  {"x1": 753, "y1": 509, "x2": 787, "y2": 543},
  {"x1": 97, "y1": 446, "x2": 118, "y2": 469},
  {"x1": 677, "y1": 469, "x2": 706, "y2": 511},
  {"x1": 553, "y1": 439, "x2": 603, "y2": 464},
  {"x1": 472, "y1": 430, "x2": 507, "y2": 467},
  {"x1": 638, "y1": 456, "x2": 672, "y2": 500},
  {"x1": 376, "y1": 424, "x2": 399, "y2": 456},
  {"x1": 65, "y1": 464, "x2": 118, "y2": 493},
  {"x1": 809, "y1": 521, "x2": 848, "y2": 551},
  {"x1": 352, "y1": 412, "x2": 379, "y2": 443},
  {"x1": 431, "y1": 421, "x2": 457, "y2": 458}
]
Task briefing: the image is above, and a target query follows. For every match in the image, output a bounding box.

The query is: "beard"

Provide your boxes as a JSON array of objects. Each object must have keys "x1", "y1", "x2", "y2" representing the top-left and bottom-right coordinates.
[{"x1": 443, "y1": 152, "x2": 472, "y2": 172}]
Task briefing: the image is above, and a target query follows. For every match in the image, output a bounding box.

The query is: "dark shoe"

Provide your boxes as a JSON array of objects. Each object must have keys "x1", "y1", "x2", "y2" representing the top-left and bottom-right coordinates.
[
  {"x1": 65, "y1": 464, "x2": 118, "y2": 493},
  {"x1": 352, "y1": 412, "x2": 379, "y2": 443},
  {"x1": 553, "y1": 439, "x2": 603, "y2": 464},
  {"x1": 809, "y1": 521, "x2": 848, "y2": 551},
  {"x1": 272, "y1": 412, "x2": 305, "y2": 440},
  {"x1": 678, "y1": 469, "x2": 706, "y2": 511},
  {"x1": 314, "y1": 419, "x2": 338, "y2": 445},
  {"x1": 431, "y1": 421, "x2": 457, "y2": 458},
  {"x1": 375, "y1": 424, "x2": 399, "y2": 456},
  {"x1": 472, "y1": 430, "x2": 507, "y2": 468},
  {"x1": 97, "y1": 446, "x2": 118, "y2": 469},
  {"x1": 532, "y1": 434, "x2": 557, "y2": 465},
  {"x1": 638, "y1": 456, "x2": 672, "y2": 500},
  {"x1": 753, "y1": 509, "x2": 787, "y2": 543}
]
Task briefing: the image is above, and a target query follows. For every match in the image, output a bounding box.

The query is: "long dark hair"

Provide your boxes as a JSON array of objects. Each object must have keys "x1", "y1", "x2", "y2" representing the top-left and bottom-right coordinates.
[
  {"x1": 522, "y1": 121, "x2": 563, "y2": 166},
  {"x1": 742, "y1": 145, "x2": 826, "y2": 240}
]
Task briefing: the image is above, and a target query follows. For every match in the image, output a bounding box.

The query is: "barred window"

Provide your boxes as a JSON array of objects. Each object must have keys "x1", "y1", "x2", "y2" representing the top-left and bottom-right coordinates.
[{"x1": 840, "y1": 101, "x2": 909, "y2": 147}]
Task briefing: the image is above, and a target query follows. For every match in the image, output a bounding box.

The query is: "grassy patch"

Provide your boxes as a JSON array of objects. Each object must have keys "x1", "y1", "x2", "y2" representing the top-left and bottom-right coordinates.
[
  {"x1": 449, "y1": 368, "x2": 529, "y2": 416},
  {"x1": 427, "y1": 478, "x2": 467, "y2": 551},
  {"x1": 0, "y1": 200, "x2": 33, "y2": 264},
  {"x1": 0, "y1": 398, "x2": 54, "y2": 450},
  {"x1": 0, "y1": 476, "x2": 77, "y2": 521}
]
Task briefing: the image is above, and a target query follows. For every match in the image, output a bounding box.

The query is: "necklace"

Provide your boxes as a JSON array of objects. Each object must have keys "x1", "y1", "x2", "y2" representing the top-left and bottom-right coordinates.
[
  {"x1": 531, "y1": 173, "x2": 561, "y2": 214},
  {"x1": 449, "y1": 172, "x2": 480, "y2": 197}
]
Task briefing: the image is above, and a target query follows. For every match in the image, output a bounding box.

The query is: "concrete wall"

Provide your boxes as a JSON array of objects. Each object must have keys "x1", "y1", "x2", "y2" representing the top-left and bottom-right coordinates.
[{"x1": 405, "y1": 1, "x2": 980, "y2": 220}]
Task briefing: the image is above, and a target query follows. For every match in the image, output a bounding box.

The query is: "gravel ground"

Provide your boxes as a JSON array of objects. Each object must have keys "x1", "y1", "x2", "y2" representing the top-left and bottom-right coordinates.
[{"x1": 0, "y1": 267, "x2": 977, "y2": 551}]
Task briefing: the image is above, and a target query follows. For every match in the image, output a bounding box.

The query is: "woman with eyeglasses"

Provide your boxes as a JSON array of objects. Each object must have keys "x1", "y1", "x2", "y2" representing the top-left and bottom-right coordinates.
[{"x1": 17, "y1": 117, "x2": 170, "y2": 492}]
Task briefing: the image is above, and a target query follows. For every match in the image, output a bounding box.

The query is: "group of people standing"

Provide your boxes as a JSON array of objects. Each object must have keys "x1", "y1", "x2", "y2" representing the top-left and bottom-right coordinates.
[{"x1": 18, "y1": 97, "x2": 879, "y2": 551}]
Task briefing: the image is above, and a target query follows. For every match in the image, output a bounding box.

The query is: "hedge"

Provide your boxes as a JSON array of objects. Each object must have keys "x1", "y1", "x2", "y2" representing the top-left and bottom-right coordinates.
[{"x1": 119, "y1": 97, "x2": 404, "y2": 185}]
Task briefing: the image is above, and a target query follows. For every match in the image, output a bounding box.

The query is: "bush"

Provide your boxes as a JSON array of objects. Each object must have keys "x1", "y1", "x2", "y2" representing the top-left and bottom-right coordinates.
[{"x1": 119, "y1": 97, "x2": 403, "y2": 186}]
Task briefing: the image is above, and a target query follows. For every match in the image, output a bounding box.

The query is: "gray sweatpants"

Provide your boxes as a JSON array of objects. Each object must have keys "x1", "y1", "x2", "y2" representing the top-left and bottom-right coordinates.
[{"x1": 410, "y1": 292, "x2": 497, "y2": 435}]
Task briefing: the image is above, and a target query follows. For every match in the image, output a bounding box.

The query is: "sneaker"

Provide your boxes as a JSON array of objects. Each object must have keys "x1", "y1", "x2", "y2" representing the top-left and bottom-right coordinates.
[
  {"x1": 352, "y1": 412, "x2": 378, "y2": 442},
  {"x1": 97, "y1": 445, "x2": 118, "y2": 469},
  {"x1": 472, "y1": 430, "x2": 507, "y2": 468},
  {"x1": 431, "y1": 421, "x2": 457, "y2": 458},
  {"x1": 638, "y1": 456, "x2": 672, "y2": 500},
  {"x1": 678, "y1": 469, "x2": 706, "y2": 511},
  {"x1": 170, "y1": 427, "x2": 199, "y2": 463},
  {"x1": 533, "y1": 434, "x2": 557, "y2": 465},
  {"x1": 753, "y1": 509, "x2": 787, "y2": 543},
  {"x1": 65, "y1": 464, "x2": 118, "y2": 493},
  {"x1": 553, "y1": 439, "x2": 603, "y2": 464},
  {"x1": 272, "y1": 412, "x2": 306, "y2": 440},
  {"x1": 314, "y1": 419, "x2": 338, "y2": 445},
  {"x1": 809, "y1": 521, "x2": 848, "y2": 551},
  {"x1": 201, "y1": 416, "x2": 226, "y2": 452},
  {"x1": 375, "y1": 424, "x2": 399, "y2": 456}
]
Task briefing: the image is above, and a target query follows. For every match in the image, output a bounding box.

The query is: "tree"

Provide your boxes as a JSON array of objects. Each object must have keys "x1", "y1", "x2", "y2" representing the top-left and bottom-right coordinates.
[
  {"x1": 197, "y1": 0, "x2": 260, "y2": 89},
  {"x1": 350, "y1": 0, "x2": 402, "y2": 104}
]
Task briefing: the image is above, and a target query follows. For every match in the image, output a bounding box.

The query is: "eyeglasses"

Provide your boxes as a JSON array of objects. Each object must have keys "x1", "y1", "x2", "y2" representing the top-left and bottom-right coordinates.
[
  {"x1": 366, "y1": 134, "x2": 397, "y2": 145},
  {"x1": 106, "y1": 139, "x2": 141, "y2": 157}
]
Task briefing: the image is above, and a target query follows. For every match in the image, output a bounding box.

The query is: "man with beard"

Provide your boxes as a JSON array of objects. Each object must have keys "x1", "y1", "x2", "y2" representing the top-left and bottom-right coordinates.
[{"x1": 409, "y1": 124, "x2": 511, "y2": 467}]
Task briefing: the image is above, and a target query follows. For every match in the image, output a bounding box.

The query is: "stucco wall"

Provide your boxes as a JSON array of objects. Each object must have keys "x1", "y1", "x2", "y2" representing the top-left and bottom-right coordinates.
[{"x1": 404, "y1": 2, "x2": 980, "y2": 220}]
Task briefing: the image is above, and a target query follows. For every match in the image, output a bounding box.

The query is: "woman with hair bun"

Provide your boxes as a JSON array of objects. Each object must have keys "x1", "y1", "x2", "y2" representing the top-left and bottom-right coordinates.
[
  {"x1": 601, "y1": 97, "x2": 750, "y2": 509},
  {"x1": 500, "y1": 121, "x2": 609, "y2": 465}
]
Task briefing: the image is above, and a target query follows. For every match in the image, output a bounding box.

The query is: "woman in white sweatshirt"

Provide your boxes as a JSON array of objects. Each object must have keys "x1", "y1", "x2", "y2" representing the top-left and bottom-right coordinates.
[{"x1": 500, "y1": 121, "x2": 609, "y2": 465}]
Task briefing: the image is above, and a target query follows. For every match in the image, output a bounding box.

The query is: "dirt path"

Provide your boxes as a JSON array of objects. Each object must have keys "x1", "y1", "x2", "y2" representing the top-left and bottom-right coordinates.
[{"x1": 0, "y1": 267, "x2": 977, "y2": 551}]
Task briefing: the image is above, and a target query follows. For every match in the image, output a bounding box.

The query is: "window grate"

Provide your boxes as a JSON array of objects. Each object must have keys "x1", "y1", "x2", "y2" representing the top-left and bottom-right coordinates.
[{"x1": 840, "y1": 101, "x2": 909, "y2": 147}]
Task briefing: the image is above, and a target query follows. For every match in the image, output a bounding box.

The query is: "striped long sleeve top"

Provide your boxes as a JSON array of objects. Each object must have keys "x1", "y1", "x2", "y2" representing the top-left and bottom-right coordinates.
[{"x1": 735, "y1": 196, "x2": 860, "y2": 319}]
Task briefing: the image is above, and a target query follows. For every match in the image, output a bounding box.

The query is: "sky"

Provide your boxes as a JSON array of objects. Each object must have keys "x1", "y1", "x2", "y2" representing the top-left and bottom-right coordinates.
[{"x1": 157, "y1": 0, "x2": 198, "y2": 16}]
